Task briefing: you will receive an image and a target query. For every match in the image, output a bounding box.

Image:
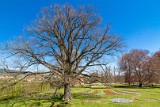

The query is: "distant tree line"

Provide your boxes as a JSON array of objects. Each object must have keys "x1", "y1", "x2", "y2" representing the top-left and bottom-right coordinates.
[{"x1": 119, "y1": 49, "x2": 160, "y2": 87}]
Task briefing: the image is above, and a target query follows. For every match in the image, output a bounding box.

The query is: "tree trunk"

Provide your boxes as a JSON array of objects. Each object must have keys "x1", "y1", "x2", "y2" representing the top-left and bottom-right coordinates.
[
  {"x1": 128, "y1": 82, "x2": 131, "y2": 86},
  {"x1": 64, "y1": 82, "x2": 72, "y2": 101},
  {"x1": 139, "y1": 83, "x2": 142, "y2": 87}
]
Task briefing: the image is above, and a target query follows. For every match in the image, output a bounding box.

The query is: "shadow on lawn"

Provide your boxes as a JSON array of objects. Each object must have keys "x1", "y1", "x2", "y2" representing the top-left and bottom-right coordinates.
[
  {"x1": 114, "y1": 85, "x2": 137, "y2": 88},
  {"x1": 0, "y1": 92, "x2": 71, "y2": 107},
  {"x1": 114, "y1": 85, "x2": 160, "y2": 89}
]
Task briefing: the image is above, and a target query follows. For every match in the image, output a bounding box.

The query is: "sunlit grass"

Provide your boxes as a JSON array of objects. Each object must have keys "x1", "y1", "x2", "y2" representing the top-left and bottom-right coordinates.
[{"x1": 0, "y1": 83, "x2": 160, "y2": 107}]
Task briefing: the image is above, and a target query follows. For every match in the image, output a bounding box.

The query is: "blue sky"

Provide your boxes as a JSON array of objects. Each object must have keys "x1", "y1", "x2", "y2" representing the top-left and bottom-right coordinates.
[{"x1": 0, "y1": 0, "x2": 160, "y2": 52}]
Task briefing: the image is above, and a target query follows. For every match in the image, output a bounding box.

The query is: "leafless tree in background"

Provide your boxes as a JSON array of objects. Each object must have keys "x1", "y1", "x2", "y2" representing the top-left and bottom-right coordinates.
[
  {"x1": 129, "y1": 50, "x2": 152, "y2": 87},
  {"x1": 149, "y1": 51, "x2": 160, "y2": 83},
  {"x1": 119, "y1": 49, "x2": 154, "y2": 87},
  {"x1": 99, "y1": 65, "x2": 113, "y2": 86},
  {"x1": 119, "y1": 53, "x2": 132, "y2": 86},
  {"x1": 3, "y1": 4, "x2": 123, "y2": 101}
]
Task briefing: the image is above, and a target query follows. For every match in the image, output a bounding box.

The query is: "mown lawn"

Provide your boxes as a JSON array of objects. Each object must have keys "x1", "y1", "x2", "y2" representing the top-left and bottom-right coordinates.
[{"x1": 0, "y1": 84, "x2": 160, "y2": 107}]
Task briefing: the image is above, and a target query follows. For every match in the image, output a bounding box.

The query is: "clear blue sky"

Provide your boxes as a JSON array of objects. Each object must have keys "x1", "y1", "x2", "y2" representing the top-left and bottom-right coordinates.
[{"x1": 0, "y1": 0, "x2": 160, "y2": 52}]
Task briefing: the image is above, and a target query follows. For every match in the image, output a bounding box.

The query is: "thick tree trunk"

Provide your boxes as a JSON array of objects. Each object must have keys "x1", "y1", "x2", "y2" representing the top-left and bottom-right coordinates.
[{"x1": 64, "y1": 82, "x2": 72, "y2": 101}]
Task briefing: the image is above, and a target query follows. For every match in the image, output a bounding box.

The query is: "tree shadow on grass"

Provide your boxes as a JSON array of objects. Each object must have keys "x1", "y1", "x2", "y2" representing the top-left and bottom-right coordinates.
[
  {"x1": 114, "y1": 85, "x2": 136, "y2": 88},
  {"x1": 0, "y1": 92, "x2": 70, "y2": 107},
  {"x1": 0, "y1": 98, "x2": 29, "y2": 107},
  {"x1": 113, "y1": 84, "x2": 160, "y2": 89}
]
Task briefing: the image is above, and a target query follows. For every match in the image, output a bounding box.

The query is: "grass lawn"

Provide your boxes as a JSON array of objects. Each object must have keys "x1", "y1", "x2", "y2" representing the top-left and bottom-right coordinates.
[{"x1": 0, "y1": 85, "x2": 160, "y2": 107}]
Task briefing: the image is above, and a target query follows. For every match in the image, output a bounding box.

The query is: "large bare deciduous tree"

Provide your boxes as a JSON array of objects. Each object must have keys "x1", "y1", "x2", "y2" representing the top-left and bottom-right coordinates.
[
  {"x1": 119, "y1": 49, "x2": 154, "y2": 87},
  {"x1": 4, "y1": 4, "x2": 123, "y2": 101}
]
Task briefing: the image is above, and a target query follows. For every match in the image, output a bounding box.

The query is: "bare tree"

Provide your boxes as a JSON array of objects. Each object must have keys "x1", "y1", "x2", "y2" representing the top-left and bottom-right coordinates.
[
  {"x1": 3, "y1": 4, "x2": 123, "y2": 101},
  {"x1": 119, "y1": 53, "x2": 132, "y2": 86},
  {"x1": 119, "y1": 49, "x2": 154, "y2": 87},
  {"x1": 149, "y1": 51, "x2": 160, "y2": 83},
  {"x1": 129, "y1": 50, "x2": 151, "y2": 87},
  {"x1": 99, "y1": 65, "x2": 113, "y2": 86}
]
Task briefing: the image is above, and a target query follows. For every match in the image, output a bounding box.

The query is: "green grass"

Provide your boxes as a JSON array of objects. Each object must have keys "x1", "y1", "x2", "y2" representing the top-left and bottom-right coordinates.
[
  {"x1": 70, "y1": 87, "x2": 160, "y2": 107},
  {"x1": 0, "y1": 83, "x2": 160, "y2": 107}
]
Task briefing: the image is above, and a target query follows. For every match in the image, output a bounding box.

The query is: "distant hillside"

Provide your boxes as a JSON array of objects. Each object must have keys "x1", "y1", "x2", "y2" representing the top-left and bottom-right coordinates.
[
  {"x1": 0, "y1": 69, "x2": 23, "y2": 75},
  {"x1": 0, "y1": 68, "x2": 49, "y2": 75},
  {"x1": 0, "y1": 69, "x2": 5, "y2": 74}
]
